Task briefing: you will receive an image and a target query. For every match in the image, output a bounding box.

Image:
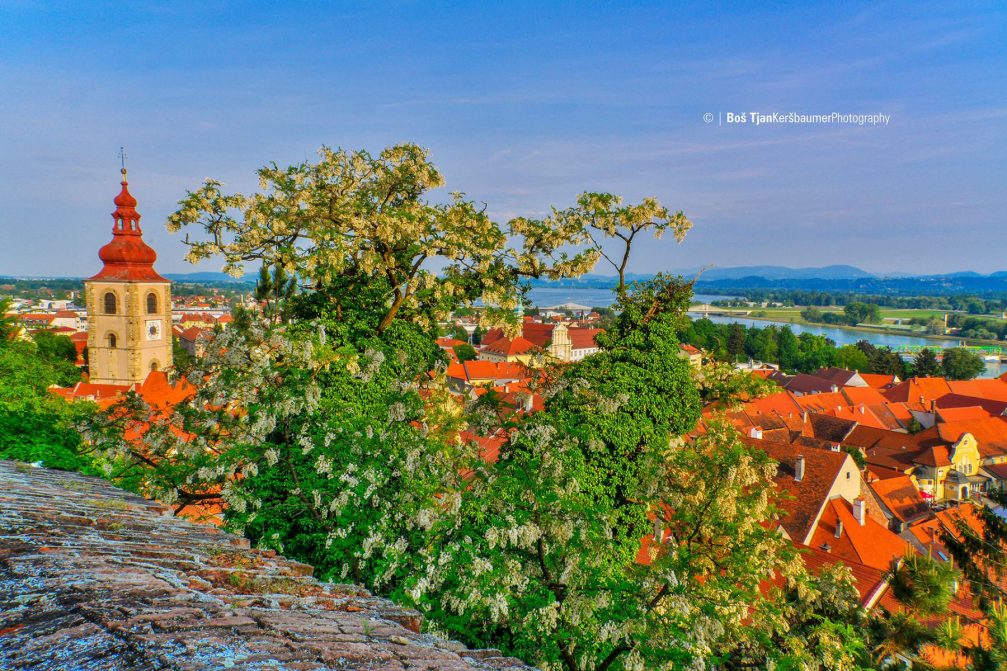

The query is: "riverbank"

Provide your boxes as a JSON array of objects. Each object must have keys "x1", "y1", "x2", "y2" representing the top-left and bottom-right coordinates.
[{"x1": 696, "y1": 310, "x2": 1006, "y2": 349}]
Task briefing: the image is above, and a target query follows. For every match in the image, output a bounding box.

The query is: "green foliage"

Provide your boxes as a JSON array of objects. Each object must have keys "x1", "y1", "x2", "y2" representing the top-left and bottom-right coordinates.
[
  {"x1": 31, "y1": 330, "x2": 81, "y2": 386},
  {"x1": 452, "y1": 343, "x2": 477, "y2": 363},
  {"x1": 913, "y1": 348, "x2": 941, "y2": 377},
  {"x1": 854, "y1": 341, "x2": 907, "y2": 378},
  {"x1": 731, "y1": 560, "x2": 873, "y2": 670},
  {"x1": 834, "y1": 344, "x2": 870, "y2": 372},
  {"x1": 844, "y1": 302, "x2": 882, "y2": 325},
  {"x1": 0, "y1": 298, "x2": 18, "y2": 340},
  {"x1": 254, "y1": 262, "x2": 298, "y2": 322},
  {"x1": 0, "y1": 338, "x2": 96, "y2": 472},
  {"x1": 696, "y1": 359, "x2": 776, "y2": 407},
  {"x1": 91, "y1": 145, "x2": 937, "y2": 671},
  {"x1": 887, "y1": 552, "x2": 958, "y2": 617},
  {"x1": 941, "y1": 346, "x2": 986, "y2": 380}
]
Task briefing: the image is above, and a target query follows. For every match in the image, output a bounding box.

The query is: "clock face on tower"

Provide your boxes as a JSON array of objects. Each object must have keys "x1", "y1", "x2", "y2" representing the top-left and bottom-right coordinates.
[{"x1": 145, "y1": 319, "x2": 162, "y2": 341}]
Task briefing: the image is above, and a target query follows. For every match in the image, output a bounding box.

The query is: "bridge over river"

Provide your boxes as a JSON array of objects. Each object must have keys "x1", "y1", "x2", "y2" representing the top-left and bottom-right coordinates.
[{"x1": 889, "y1": 343, "x2": 1007, "y2": 360}]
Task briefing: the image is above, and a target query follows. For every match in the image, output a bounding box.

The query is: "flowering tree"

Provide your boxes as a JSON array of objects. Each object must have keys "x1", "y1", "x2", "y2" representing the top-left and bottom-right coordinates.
[
  {"x1": 392, "y1": 281, "x2": 796, "y2": 671},
  {"x1": 88, "y1": 145, "x2": 833, "y2": 671},
  {"x1": 167, "y1": 144, "x2": 681, "y2": 332}
]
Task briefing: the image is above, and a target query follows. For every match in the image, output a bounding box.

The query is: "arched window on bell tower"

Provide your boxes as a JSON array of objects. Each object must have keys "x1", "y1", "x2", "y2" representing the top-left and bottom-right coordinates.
[
  {"x1": 104, "y1": 292, "x2": 117, "y2": 314},
  {"x1": 146, "y1": 292, "x2": 158, "y2": 314},
  {"x1": 108, "y1": 333, "x2": 117, "y2": 348}
]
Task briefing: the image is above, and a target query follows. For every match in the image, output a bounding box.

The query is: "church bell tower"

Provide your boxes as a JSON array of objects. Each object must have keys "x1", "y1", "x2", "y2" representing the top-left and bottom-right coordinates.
[{"x1": 85, "y1": 168, "x2": 172, "y2": 385}]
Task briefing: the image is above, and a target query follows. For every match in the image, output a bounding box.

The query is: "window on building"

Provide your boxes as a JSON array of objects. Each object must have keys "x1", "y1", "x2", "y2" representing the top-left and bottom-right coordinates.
[
  {"x1": 104, "y1": 292, "x2": 117, "y2": 314},
  {"x1": 150, "y1": 361, "x2": 159, "y2": 372},
  {"x1": 108, "y1": 333, "x2": 117, "y2": 348},
  {"x1": 146, "y1": 292, "x2": 158, "y2": 314}
]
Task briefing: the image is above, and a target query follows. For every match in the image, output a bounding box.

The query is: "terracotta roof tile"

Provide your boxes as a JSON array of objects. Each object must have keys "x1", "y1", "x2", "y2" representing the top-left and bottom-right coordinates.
[
  {"x1": 746, "y1": 437, "x2": 851, "y2": 544},
  {"x1": 808, "y1": 498, "x2": 910, "y2": 571},
  {"x1": 882, "y1": 377, "x2": 952, "y2": 405},
  {"x1": 868, "y1": 475, "x2": 929, "y2": 524}
]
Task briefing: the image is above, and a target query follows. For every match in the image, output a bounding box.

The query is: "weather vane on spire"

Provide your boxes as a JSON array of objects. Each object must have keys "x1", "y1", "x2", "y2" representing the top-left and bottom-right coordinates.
[{"x1": 118, "y1": 146, "x2": 127, "y2": 178}]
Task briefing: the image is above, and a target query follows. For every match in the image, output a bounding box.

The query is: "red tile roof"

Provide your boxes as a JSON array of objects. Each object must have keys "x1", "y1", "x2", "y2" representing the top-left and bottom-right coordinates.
[
  {"x1": 937, "y1": 416, "x2": 1007, "y2": 459},
  {"x1": 569, "y1": 328, "x2": 601, "y2": 350},
  {"x1": 747, "y1": 437, "x2": 852, "y2": 544},
  {"x1": 480, "y1": 336, "x2": 538, "y2": 356},
  {"x1": 796, "y1": 544, "x2": 889, "y2": 607},
  {"x1": 948, "y1": 379, "x2": 1007, "y2": 403},
  {"x1": 882, "y1": 377, "x2": 952, "y2": 405},
  {"x1": 935, "y1": 405, "x2": 995, "y2": 422},
  {"x1": 868, "y1": 475, "x2": 929, "y2": 524},
  {"x1": 808, "y1": 498, "x2": 911, "y2": 571},
  {"x1": 859, "y1": 373, "x2": 899, "y2": 389}
]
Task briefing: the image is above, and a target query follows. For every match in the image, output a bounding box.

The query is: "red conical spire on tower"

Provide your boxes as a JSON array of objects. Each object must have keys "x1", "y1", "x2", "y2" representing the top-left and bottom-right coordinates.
[{"x1": 88, "y1": 168, "x2": 168, "y2": 282}]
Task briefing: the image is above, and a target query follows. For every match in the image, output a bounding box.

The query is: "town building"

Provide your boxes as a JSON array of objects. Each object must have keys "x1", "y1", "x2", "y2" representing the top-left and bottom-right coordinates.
[{"x1": 84, "y1": 169, "x2": 172, "y2": 385}]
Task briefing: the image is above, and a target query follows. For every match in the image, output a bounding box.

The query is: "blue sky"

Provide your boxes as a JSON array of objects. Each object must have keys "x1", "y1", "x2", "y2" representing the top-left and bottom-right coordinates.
[{"x1": 1, "y1": 1, "x2": 1004, "y2": 277}]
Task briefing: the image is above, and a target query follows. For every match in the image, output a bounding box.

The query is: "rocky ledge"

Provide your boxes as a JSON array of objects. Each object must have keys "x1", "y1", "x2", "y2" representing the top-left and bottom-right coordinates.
[{"x1": 0, "y1": 460, "x2": 531, "y2": 670}]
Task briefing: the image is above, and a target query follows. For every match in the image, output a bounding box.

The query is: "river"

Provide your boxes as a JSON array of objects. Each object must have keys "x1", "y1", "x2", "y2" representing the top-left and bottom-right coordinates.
[
  {"x1": 688, "y1": 313, "x2": 1004, "y2": 379},
  {"x1": 524, "y1": 287, "x2": 1003, "y2": 378}
]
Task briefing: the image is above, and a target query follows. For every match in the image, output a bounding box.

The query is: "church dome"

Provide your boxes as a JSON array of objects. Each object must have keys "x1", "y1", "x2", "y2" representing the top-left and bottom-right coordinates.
[{"x1": 88, "y1": 169, "x2": 168, "y2": 282}]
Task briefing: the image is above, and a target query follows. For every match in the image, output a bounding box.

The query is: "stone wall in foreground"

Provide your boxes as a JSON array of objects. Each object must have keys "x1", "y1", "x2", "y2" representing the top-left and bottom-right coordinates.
[{"x1": 0, "y1": 460, "x2": 532, "y2": 671}]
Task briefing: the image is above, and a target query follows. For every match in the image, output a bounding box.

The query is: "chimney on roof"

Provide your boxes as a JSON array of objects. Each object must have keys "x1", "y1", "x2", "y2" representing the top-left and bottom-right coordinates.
[
  {"x1": 920, "y1": 395, "x2": 925, "y2": 404},
  {"x1": 795, "y1": 456, "x2": 806, "y2": 482},
  {"x1": 802, "y1": 411, "x2": 808, "y2": 423},
  {"x1": 860, "y1": 405, "x2": 866, "y2": 415},
  {"x1": 835, "y1": 519, "x2": 844, "y2": 539},
  {"x1": 749, "y1": 426, "x2": 763, "y2": 440},
  {"x1": 853, "y1": 497, "x2": 866, "y2": 526}
]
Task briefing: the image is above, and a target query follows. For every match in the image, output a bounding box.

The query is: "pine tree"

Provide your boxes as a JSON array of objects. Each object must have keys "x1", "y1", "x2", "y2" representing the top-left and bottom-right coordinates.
[{"x1": 254, "y1": 263, "x2": 297, "y2": 323}]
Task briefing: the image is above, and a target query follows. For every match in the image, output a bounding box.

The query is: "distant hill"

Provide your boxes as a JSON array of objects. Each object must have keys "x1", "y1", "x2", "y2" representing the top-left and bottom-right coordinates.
[
  {"x1": 693, "y1": 273, "x2": 1007, "y2": 296},
  {"x1": 683, "y1": 265, "x2": 872, "y2": 281},
  {"x1": 163, "y1": 271, "x2": 255, "y2": 284},
  {"x1": 529, "y1": 266, "x2": 873, "y2": 288}
]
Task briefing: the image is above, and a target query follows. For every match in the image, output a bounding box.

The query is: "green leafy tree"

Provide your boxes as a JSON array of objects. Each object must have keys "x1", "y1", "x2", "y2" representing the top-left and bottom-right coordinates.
[
  {"x1": 844, "y1": 302, "x2": 881, "y2": 325},
  {"x1": 0, "y1": 298, "x2": 17, "y2": 340},
  {"x1": 855, "y1": 340, "x2": 906, "y2": 378},
  {"x1": 31, "y1": 330, "x2": 81, "y2": 386},
  {"x1": 399, "y1": 279, "x2": 796, "y2": 671},
  {"x1": 938, "y1": 490, "x2": 1007, "y2": 666},
  {"x1": 777, "y1": 326, "x2": 801, "y2": 371},
  {"x1": 169, "y1": 144, "x2": 614, "y2": 333},
  {"x1": 727, "y1": 323, "x2": 746, "y2": 362},
  {"x1": 797, "y1": 332, "x2": 838, "y2": 372},
  {"x1": 913, "y1": 348, "x2": 941, "y2": 377},
  {"x1": 452, "y1": 342, "x2": 478, "y2": 363},
  {"x1": 0, "y1": 338, "x2": 96, "y2": 472},
  {"x1": 835, "y1": 344, "x2": 870, "y2": 372},
  {"x1": 941, "y1": 347, "x2": 986, "y2": 380},
  {"x1": 730, "y1": 561, "x2": 873, "y2": 669}
]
